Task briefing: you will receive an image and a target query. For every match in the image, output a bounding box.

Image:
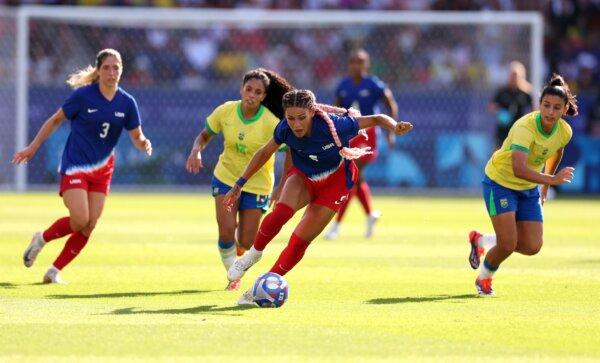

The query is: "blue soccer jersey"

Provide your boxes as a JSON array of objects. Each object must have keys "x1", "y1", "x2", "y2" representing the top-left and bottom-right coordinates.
[
  {"x1": 59, "y1": 83, "x2": 141, "y2": 175},
  {"x1": 335, "y1": 75, "x2": 387, "y2": 115},
  {"x1": 273, "y1": 114, "x2": 359, "y2": 188}
]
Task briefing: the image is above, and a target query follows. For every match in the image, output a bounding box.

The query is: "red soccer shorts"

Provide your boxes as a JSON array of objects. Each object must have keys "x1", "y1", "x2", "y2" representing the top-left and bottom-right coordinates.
[
  {"x1": 287, "y1": 161, "x2": 358, "y2": 212},
  {"x1": 59, "y1": 156, "x2": 115, "y2": 196}
]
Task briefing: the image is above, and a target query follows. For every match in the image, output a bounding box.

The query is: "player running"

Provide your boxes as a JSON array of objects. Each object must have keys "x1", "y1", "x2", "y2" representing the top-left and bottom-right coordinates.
[
  {"x1": 325, "y1": 48, "x2": 399, "y2": 240},
  {"x1": 13, "y1": 49, "x2": 152, "y2": 284},
  {"x1": 468, "y1": 74, "x2": 577, "y2": 297},
  {"x1": 185, "y1": 68, "x2": 294, "y2": 291},
  {"x1": 223, "y1": 89, "x2": 412, "y2": 304}
]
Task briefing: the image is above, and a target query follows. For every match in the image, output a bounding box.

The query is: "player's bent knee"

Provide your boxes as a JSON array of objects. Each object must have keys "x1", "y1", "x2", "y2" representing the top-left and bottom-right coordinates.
[
  {"x1": 520, "y1": 241, "x2": 543, "y2": 256},
  {"x1": 70, "y1": 216, "x2": 90, "y2": 232}
]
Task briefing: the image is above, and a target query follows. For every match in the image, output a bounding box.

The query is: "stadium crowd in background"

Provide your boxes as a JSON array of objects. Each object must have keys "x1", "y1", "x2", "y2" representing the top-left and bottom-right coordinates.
[{"x1": 2, "y1": 0, "x2": 599, "y2": 135}]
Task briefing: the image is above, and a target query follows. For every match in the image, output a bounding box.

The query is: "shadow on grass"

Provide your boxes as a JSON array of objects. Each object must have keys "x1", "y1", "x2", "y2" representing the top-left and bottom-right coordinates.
[
  {"x1": 0, "y1": 282, "x2": 18, "y2": 289},
  {"x1": 47, "y1": 289, "x2": 218, "y2": 299},
  {"x1": 109, "y1": 304, "x2": 255, "y2": 316},
  {"x1": 366, "y1": 294, "x2": 476, "y2": 304}
]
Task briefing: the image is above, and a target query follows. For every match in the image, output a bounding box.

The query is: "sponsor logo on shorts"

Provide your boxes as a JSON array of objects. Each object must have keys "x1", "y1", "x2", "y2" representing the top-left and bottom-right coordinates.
[
  {"x1": 334, "y1": 195, "x2": 348, "y2": 205},
  {"x1": 500, "y1": 198, "x2": 508, "y2": 208},
  {"x1": 115, "y1": 112, "x2": 125, "y2": 118},
  {"x1": 87, "y1": 108, "x2": 98, "y2": 113},
  {"x1": 69, "y1": 179, "x2": 82, "y2": 185},
  {"x1": 309, "y1": 155, "x2": 319, "y2": 162},
  {"x1": 322, "y1": 143, "x2": 334, "y2": 150}
]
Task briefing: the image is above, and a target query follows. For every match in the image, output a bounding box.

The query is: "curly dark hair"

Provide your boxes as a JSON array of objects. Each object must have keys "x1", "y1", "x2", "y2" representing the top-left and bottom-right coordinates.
[{"x1": 242, "y1": 68, "x2": 295, "y2": 119}]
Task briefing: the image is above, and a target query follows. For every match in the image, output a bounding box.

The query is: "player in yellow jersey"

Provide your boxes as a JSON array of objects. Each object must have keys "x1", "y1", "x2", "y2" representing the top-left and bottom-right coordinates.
[
  {"x1": 185, "y1": 68, "x2": 294, "y2": 290},
  {"x1": 467, "y1": 74, "x2": 578, "y2": 297}
]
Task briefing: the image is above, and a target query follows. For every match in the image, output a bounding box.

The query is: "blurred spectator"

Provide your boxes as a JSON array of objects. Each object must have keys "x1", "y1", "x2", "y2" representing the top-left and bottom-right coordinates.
[
  {"x1": 488, "y1": 61, "x2": 533, "y2": 146},
  {"x1": 3, "y1": 0, "x2": 596, "y2": 102}
]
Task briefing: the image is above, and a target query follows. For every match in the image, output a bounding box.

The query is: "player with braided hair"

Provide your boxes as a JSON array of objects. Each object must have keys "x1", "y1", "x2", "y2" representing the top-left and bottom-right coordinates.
[{"x1": 223, "y1": 89, "x2": 412, "y2": 304}]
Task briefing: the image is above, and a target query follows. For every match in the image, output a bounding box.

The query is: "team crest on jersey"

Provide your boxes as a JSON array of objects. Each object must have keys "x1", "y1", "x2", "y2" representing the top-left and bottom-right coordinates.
[
  {"x1": 500, "y1": 198, "x2": 509, "y2": 208},
  {"x1": 542, "y1": 148, "x2": 548, "y2": 155},
  {"x1": 238, "y1": 131, "x2": 245, "y2": 141},
  {"x1": 359, "y1": 89, "x2": 370, "y2": 97}
]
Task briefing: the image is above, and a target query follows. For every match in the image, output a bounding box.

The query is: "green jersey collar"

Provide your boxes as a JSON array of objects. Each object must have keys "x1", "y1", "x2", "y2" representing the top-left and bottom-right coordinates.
[
  {"x1": 535, "y1": 112, "x2": 559, "y2": 138},
  {"x1": 237, "y1": 101, "x2": 265, "y2": 125}
]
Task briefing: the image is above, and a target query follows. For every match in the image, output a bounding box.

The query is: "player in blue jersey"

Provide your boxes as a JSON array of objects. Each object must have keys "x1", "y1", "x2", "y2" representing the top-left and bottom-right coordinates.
[
  {"x1": 223, "y1": 89, "x2": 412, "y2": 304},
  {"x1": 325, "y1": 49, "x2": 399, "y2": 240},
  {"x1": 13, "y1": 49, "x2": 152, "y2": 284}
]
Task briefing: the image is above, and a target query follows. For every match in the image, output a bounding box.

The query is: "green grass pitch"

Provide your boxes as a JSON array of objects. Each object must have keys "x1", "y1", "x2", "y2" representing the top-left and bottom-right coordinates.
[{"x1": 1, "y1": 192, "x2": 599, "y2": 362}]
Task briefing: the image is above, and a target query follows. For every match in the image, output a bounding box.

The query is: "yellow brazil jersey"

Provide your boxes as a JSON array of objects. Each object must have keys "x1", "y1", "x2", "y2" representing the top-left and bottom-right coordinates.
[
  {"x1": 206, "y1": 100, "x2": 280, "y2": 196},
  {"x1": 485, "y1": 111, "x2": 572, "y2": 190}
]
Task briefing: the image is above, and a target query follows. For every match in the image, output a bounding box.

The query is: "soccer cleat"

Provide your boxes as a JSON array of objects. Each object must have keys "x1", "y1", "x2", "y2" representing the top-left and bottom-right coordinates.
[
  {"x1": 23, "y1": 232, "x2": 45, "y2": 268},
  {"x1": 237, "y1": 289, "x2": 256, "y2": 306},
  {"x1": 468, "y1": 230, "x2": 485, "y2": 269},
  {"x1": 227, "y1": 249, "x2": 262, "y2": 281},
  {"x1": 365, "y1": 210, "x2": 382, "y2": 238},
  {"x1": 225, "y1": 279, "x2": 241, "y2": 291},
  {"x1": 43, "y1": 268, "x2": 67, "y2": 284},
  {"x1": 475, "y1": 277, "x2": 495, "y2": 297},
  {"x1": 324, "y1": 222, "x2": 340, "y2": 240}
]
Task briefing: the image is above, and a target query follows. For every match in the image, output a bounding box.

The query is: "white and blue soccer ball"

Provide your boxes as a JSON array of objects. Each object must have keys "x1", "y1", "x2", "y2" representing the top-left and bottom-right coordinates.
[{"x1": 252, "y1": 272, "x2": 289, "y2": 308}]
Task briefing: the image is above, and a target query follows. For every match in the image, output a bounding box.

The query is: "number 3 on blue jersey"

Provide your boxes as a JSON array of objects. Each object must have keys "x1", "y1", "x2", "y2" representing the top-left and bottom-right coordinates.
[{"x1": 100, "y1": 122, "x2": 110, "y2": 138}]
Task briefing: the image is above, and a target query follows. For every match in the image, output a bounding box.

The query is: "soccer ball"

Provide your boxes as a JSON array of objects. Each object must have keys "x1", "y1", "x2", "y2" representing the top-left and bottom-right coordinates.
[{"x1": 252, "y1": 272, "x2": 289, "y2": 308}]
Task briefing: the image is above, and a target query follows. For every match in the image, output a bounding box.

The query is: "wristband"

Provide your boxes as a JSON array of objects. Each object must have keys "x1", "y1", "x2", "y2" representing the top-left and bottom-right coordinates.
[{"x1": 235, "y1": 177, "x2": 247, "y2": 188}]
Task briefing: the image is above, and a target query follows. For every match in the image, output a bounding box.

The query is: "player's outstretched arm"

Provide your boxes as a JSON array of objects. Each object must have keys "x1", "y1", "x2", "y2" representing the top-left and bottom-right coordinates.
[
  {"x1": 12, "y1": 108, "x2": 66, "y2": 164},
  {"x1": 128, "y1": 127, "x2": 152, "y2": 156},
  {"x1": 223, "y1": 138, "x2": 280, "y2": 211},
  {"x1": 356, "y1": 114, "x2": 413, "y2": 136},
  {"x1": 186, "y1": 129, "x2": 213, "y2": 174}
]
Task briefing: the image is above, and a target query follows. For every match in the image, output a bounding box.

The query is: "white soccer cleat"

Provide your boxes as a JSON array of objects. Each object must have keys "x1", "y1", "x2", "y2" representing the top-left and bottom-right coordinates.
[
  {"x1": 23, "y1": 232, "x2": 45, "y2": 268},
  {"x1": 227, "y1": 248, "x2": 262, "y2": 282},
  {"x1": 324, "y1": 222, "x2": 340, "y2": 240},
  {"x1": 43, "y1": 267, "x2": 67, "y2": 284},
  {"x1": 237, "y1": 289, "x2": 255, "y2": 306},
  {"x1": 365, "y1": 210, "x2": 382, "y2": 238}
]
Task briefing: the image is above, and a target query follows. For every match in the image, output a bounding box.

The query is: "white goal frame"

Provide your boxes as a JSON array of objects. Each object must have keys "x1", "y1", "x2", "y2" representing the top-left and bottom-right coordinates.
[{"x1": 11, "y1": 6, "x2": 543, "y2": 191}]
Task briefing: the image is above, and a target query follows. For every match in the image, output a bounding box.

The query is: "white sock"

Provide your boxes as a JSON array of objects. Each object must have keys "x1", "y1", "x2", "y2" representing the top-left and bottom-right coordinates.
[
  {"x1": 219, "y1": 245, "x2": 237, "y2": 271},
  {"x1": 478, "y1": 260, "x2": 498, "y2": 279},
  {"x1": 247, "y1": 246, "x2": 263, "y2": 260},
  {"x1": 479, "y1": 234, "x2": 497, "y2": 250}
]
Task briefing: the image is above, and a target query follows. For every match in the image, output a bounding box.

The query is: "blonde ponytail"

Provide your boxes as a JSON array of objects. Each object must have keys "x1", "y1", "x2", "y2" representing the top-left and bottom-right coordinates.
[{"x1": 66, "y1": 65, "x2": 98, "y2": 89}]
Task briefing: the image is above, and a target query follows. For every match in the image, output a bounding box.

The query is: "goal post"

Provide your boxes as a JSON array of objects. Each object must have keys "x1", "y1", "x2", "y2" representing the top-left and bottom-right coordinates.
[{"x1": 8, "y1": 6, "x2": 543, "y2": 192}]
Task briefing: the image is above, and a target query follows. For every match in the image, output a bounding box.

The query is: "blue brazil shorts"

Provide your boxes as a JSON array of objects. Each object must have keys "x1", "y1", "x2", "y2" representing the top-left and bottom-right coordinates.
[
  {"x1": 211, "y1": 176, "x2": 270, "y2": 212},
  {"x1": 482, "y1": 175, "x2": 543, "y2": 222}
]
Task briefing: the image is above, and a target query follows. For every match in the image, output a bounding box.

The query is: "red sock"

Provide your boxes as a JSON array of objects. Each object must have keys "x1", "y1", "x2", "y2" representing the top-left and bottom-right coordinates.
[
  {"x1": 269, "y1": 233, "x2": 310, "y2": 276},
  {"x1": 52, "y1": 232, "x2": 89, "y2": 270},
  {"x1": 336, "y1": 185, "x2": 356, "y2": 222},
  {"x1": 356, "y1": 181, "x2": 373, "y2": 215},
  {"x1": 254, "y1": 203, "x2": 294, "y2": 251},
  {"x1": 42, "y1": 217, "x2": 73, "y2": 243}
]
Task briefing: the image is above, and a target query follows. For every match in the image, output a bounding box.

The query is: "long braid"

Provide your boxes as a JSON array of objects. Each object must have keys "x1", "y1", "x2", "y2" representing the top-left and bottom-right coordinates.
[{"x1": 282, "y1": 90, "x2": 372, "y2": 160}]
